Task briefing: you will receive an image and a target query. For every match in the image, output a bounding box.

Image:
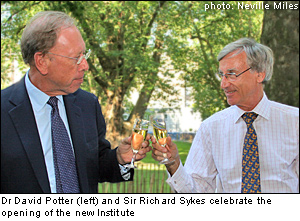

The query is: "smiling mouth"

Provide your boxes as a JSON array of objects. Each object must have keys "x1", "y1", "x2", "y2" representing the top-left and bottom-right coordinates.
[
  {"x1": 224, "y1": 90, "x2": 236, "y2": 95},
  {"x1": 75, "y1": 76, "x2": 84, "y2": 80},
  {"x1": 74, "y1": 77, "x2": 84, "y2": 83}
]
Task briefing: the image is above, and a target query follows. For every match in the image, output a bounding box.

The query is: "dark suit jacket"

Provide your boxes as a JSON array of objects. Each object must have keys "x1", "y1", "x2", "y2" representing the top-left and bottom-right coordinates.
[{"x1": 1, "y1": 76, "x2": 132, "y2": 193}]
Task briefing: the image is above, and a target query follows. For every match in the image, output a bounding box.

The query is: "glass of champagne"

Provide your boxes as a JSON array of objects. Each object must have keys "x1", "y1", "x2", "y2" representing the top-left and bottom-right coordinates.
[
  {"x1": 151, "y1": 113, "x2": 175, "y2": 165},
  {"x1": 127, "y1": 118, "x2": 149, "y2": 169}
]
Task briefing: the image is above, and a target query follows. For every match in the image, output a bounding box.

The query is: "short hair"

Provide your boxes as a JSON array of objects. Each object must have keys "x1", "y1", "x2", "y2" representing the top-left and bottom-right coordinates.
[
  {"x1": 21, "y1": 11, "x2": 76, "y2": 65},
  {"x1": 217, "y1": 38, "x2": 274, "y2": 82}
]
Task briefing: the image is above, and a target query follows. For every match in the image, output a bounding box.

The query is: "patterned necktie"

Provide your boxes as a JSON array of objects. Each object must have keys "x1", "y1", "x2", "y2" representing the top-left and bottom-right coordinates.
[
  {"x1": 241, "y1": 112, "x2": 261, "y2": 193},
  {"x1": 47, "y1": 96, "x2": 80, "y2": 193}
]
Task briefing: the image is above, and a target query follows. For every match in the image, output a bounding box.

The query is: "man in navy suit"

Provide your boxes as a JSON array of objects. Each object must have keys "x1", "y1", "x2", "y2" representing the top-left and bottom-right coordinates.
[{"x1": 1, "y1": 11, "x2": 151, "y2": 193}]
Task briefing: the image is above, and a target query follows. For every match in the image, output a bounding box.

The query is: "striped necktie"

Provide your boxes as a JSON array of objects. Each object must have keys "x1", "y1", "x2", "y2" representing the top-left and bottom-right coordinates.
[
  {"x1": 241, "y1": 112, "x2": 261, "y2": 193},
  {"x1": 47, "y1": 96, "x2": 80, "y2": 193}
]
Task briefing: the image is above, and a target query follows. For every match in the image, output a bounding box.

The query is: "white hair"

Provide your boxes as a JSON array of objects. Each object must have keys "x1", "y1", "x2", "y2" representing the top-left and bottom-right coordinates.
[{"x1": 218, "y1": 38, "x2": 274, "y2": 82}]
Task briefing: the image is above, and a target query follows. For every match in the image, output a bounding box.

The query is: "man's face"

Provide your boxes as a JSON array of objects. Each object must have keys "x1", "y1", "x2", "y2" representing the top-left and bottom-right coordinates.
[
  {"x1": 45, "y1": 26, "x2": 89, "y2": 95},
  {"x1": 219, "y1": 50, "x2": 265, "y2": 111}
]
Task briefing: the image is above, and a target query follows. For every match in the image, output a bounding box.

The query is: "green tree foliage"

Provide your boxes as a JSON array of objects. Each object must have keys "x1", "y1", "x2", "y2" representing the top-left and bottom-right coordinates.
[
  {"x1": 1, "y1": 1, "x2": 263, "y2": 145},
  {"x1": 163, "y1": 1, "x2": 263, "y2": 119}
]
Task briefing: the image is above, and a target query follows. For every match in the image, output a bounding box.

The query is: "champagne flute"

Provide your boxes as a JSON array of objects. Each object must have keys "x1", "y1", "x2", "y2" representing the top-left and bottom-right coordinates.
[
  {"x1": 127, "y1": 118, "x2": 149, "y2": 169},
  {"x1": 151, "y1": 113, "x2": 175, "y2": 165}
]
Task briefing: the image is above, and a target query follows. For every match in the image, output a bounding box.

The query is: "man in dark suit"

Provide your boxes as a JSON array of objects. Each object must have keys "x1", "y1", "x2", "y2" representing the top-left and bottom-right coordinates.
[{"x1": 1, "y1": 11, "x2": 151, "y2": 193}]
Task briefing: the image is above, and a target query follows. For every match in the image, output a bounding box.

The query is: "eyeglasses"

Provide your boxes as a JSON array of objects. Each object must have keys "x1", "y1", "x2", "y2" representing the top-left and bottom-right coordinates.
[
  {"x1": 48, "y1": 49, "x2": 92, "y2": 65},
  {"x1": 217, "y1": 67, "x2": 251, "y2": 82}
]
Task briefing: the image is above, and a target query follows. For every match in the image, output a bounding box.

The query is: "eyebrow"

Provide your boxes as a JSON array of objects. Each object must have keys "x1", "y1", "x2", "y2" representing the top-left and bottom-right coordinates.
[{"x1": 219, "y1": 68, "x2": 237, "y2": 73}]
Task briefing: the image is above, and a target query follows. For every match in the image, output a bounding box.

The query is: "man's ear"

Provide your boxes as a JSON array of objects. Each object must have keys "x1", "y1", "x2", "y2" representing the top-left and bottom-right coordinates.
[
  {"x1": 34, "y1": 52, "x2": 49, "y2": 75},
  {"x1": 257, "y1": 72, "x2": 266, "y2": 83}
]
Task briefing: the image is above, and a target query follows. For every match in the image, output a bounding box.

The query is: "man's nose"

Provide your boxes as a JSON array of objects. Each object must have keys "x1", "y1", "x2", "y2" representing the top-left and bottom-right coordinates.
[
  {"x1": 79, "y1": 57, "x2": 89, "y2": 71},
  {"x1": 220, "y1": 76, "x2": 230, "y2": 89}
]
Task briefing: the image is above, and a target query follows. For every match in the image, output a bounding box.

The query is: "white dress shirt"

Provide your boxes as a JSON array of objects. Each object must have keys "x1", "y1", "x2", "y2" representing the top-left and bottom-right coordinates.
[{"x1": 167, "y1": 93, "x2": 299, "y2": 193}]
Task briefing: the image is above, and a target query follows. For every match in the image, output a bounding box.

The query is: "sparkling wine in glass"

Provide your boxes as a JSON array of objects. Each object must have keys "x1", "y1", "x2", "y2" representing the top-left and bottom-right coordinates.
[
  {"x1": 152, "y1": 113, "x2": 175, "y2": 165},
  {"x1": 127, "y1": 118, "x2": 149, "y2": 169}
]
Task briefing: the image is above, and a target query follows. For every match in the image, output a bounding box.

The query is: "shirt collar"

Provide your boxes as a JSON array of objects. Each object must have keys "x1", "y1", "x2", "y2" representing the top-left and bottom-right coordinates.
[
  {"x1": 25, "y1": 70, "x2": 64, "y2": 111},
  {"x1": 233, "y1": 92, "x2": 271, "y2": 123},
  {"x1": 252, "y1": 92, "x2": 270, "y2": 120}
]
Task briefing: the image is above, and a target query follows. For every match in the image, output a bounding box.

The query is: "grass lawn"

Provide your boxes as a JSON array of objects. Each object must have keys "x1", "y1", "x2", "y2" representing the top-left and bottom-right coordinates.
[{"x1": 141, "y1": 140, "x2": 191, "y2": 165}]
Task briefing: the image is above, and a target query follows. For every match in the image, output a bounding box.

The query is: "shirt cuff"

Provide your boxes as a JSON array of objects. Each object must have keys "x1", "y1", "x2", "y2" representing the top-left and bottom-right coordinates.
[
  {"x1": 119, "y1": 164, "x2": 131, "y2": 180},
  {"x1": 166, "y1": 161, "x2": 187, "y2": 192}
]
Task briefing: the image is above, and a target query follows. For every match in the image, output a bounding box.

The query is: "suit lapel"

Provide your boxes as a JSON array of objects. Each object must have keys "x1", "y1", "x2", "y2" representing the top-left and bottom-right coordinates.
[
  {"x1": 8, "y1": 77, "x2": 51, "y2": 193},
  {"x1": 64, "y1": 94, "x2": 89, "y2": 193}
]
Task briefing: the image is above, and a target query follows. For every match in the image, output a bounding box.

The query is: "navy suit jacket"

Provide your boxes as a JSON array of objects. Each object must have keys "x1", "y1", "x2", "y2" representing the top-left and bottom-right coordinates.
[{"x1": 1, "y1": 76, "x2": 132, "y2": 193}]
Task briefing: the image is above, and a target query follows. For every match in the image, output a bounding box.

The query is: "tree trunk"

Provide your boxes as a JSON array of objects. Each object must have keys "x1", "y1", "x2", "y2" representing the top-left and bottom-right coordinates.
[
  {"x1": 103, "y1": 91, "x2": 125, "y2": 148},
  {"x1": 126, "y1": 41, "x2": 162, "y2": 124},
  {"x1": 261, "y1": 1, "x2": 299, "y2": 107},
  {"x1": 126, "y1": 81, "x2": 156, "y2": 123}
]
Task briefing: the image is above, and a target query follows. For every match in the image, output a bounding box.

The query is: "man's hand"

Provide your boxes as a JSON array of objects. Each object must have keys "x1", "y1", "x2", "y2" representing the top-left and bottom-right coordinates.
[
  {"x1": 117, "y1": 134, "x2": 152, "y2": 165},
  {"x1": 151, "y1": 136, "x2": 180, "y2": 175}
]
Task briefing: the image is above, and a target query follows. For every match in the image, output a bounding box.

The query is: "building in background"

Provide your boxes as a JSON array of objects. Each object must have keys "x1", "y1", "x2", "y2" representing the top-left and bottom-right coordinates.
[{"x1": 146, "y1": 83, "x2": 202, "y2": 142}]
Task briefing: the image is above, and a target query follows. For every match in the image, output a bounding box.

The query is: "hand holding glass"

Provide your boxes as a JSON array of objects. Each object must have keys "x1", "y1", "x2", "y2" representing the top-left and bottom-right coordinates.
[
  {"x1": 126, "y1": 118, "x2": 149, "y2": 169},
  {"x1": 152, "y1": 114, "x2": 175, "y2": 165}
]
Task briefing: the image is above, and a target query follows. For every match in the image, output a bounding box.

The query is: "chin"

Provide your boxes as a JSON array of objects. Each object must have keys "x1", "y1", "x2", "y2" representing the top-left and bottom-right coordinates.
[
  {"x1": 227, "y1": 99, "x2": 237, "y2": 106},
  {"x1": 69, "y1": 82, "x2": 83, "y2": 93}
]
